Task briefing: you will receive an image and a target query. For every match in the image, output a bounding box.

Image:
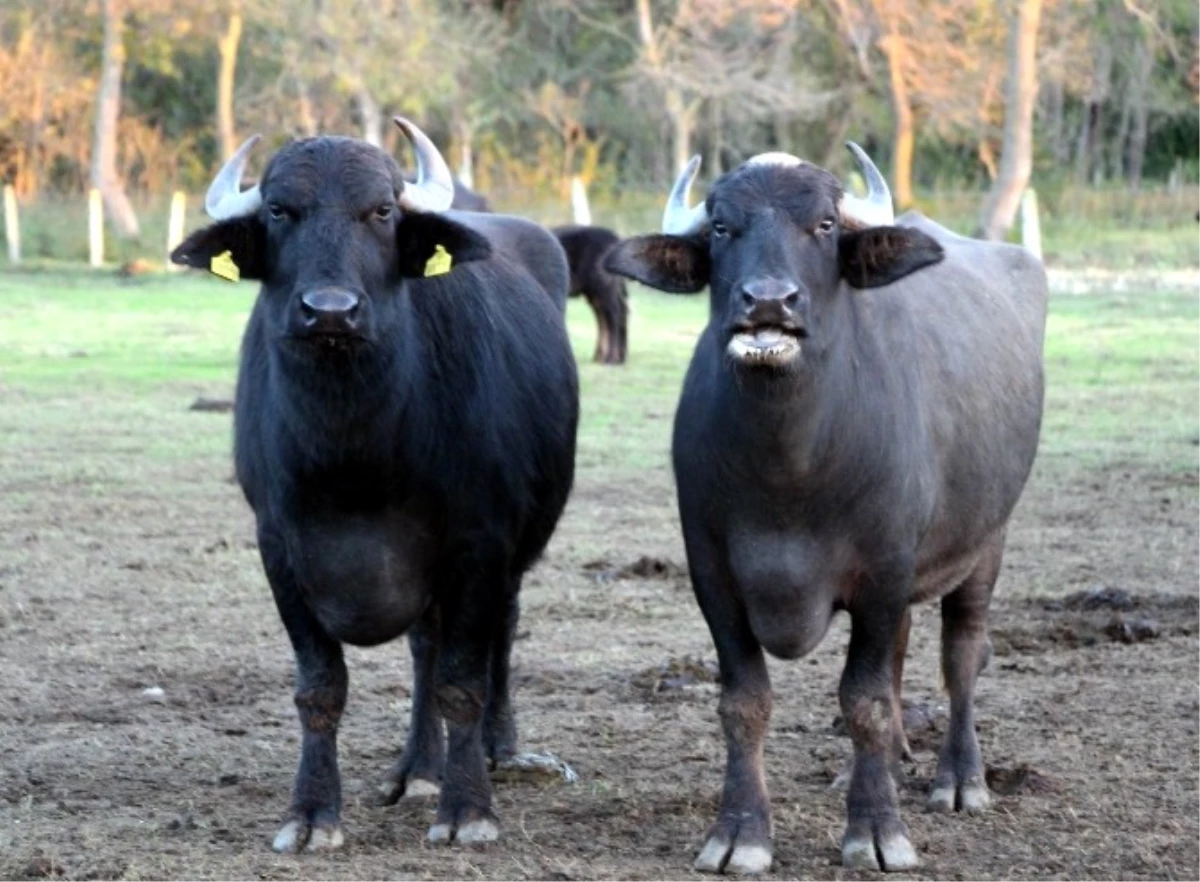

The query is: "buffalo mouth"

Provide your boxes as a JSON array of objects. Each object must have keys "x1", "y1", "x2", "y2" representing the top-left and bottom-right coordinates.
[{"x1": 726, "y1": 324, "x2": 804, "y2": 367}]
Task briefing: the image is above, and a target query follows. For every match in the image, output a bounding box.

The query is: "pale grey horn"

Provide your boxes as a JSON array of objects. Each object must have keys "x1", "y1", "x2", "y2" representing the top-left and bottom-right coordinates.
[
  {"x1": 393, "y1": 117, "x2": 455, "y2": 213},
  {"x1": 204, "y1": 135, "x2": 263, "y2": 220},
  {"x1": 839, "y1": 141, "x2": 894, "y2": 227},
  {"x1": 661, "y1": 155, "x2": 709, "y2": 235}
]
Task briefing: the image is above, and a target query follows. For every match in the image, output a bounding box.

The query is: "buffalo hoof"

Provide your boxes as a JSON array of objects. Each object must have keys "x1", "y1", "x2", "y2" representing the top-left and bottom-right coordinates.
[
  {"x1": 841, "y1": 823, "x2": 919, "y2": 872},
  {"x1": 694, "y1": 834, "x2": 772, "y2": 875},
  {"x1": 272, "y1": 816, "x2": 345, "y2": 853},
  {"x1": 491, "y1": 751, "x2": 578, "y2": 784},
  {"x1": 428, "y1": 812, "x2": 500, "y2": 845},
  {"x1": 376, "y1": 774, "x2": 440, "y2": 805},
  {"x1": 928, "y1": 776, "x2": 991, "y2": 814}
]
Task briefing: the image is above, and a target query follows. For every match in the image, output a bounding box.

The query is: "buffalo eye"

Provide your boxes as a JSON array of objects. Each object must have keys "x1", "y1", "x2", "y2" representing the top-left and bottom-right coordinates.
[
  {"x1": 267, "y1": 203, "x2": 289, "y2": 222},
  {"x1": 373, "y1": 203, "x2": 394, "y2": 221},
  {"x1": 816, "y1": 217, "x2": 836, "y2": 236},
  {"x1": 711, "y1": 220, "x2": 730, "y2": 239}
]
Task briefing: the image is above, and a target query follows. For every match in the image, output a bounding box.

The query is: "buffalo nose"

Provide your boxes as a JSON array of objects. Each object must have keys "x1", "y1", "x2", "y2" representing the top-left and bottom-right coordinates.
[
  {"x1": 740, "y1": 278, "x2": 801, "y2": 308},
  {"x1": 300, "y1": 288, "x2": 361, "y2": 333}
]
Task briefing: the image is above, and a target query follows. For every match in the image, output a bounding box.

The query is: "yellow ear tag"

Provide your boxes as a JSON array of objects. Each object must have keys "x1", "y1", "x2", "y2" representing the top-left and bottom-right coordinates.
[
  {"x1": 424, "y1": 244, "x2": 453, "y2": 277},
  {"x1": 210, "y1": 250, "x2": 240, "y2": 282}
]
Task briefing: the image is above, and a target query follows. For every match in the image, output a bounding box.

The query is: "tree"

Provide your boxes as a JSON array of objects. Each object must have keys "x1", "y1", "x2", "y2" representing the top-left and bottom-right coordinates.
[
  {"x1": 216, "y1": 0, "x2": 243, "y2": 160},
  {"x1": 977, "y1": 0, "x2": 1044, "y2": 241},
  {"x1": 91, "y1": 0, "x2": 140, "y2": 238}
]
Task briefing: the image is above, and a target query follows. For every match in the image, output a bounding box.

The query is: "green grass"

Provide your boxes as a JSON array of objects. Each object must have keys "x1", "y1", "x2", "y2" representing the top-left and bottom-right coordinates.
[{"x1": 1, "y1": 268, "x2": 1196, "y2": 489}]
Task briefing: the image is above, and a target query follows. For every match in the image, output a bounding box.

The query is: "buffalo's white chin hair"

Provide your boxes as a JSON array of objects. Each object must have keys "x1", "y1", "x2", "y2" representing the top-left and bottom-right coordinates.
[{"x1": 727, "y1": 327, "x2": 802, "y2": 367}]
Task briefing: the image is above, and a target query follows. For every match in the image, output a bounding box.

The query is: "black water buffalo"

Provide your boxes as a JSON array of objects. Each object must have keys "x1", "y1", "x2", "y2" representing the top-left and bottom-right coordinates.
[
  {"x1": 552, "y1": 225, "x2": 629, "y2": 364},
  {"x1": 605, "y1": 147, "x2": 1046, "y2": 873},
  {"x1": 170, "y1": 119, "x2": 578, "y2": 852},
  {"x1": 450, "y1": 178, "x2": 491, "y2": 212}
]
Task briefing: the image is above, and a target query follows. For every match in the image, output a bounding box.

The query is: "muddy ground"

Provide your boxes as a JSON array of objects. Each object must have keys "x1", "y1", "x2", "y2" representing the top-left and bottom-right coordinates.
[{"x1": 0, "y1": 394, "x2": 1197, "y2": 879}]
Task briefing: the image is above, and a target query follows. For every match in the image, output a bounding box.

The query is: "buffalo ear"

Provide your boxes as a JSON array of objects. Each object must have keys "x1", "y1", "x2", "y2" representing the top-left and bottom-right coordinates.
[
  {"x1": 603, "y1": 234, "x2": 709, "y2": 294},
  {"x1": 838, "y1": 227, "x2": 944, "y2": 289},
  {"x1": 395, "y1": 212, "x2": 491, "y2": 278},
  {"x1": 170, "y1": 217, "x2": 267, "y2": 280}
]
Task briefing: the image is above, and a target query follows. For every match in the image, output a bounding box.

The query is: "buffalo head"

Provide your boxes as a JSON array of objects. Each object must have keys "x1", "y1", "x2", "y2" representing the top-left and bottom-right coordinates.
[
  {"x1": 605, "y1": 145, "x2": 944, "y2": 372},
  {"x1": 171, "y1": 118, "x2": 491, "y2": 352}
]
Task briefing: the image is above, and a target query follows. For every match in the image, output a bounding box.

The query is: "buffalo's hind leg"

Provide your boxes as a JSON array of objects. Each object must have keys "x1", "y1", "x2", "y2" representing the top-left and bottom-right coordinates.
[
  {"x1": 928, "y1": 532, "x2": 1003, "y2": 814},
  {"x1": 691, "y1": 555, "x2": 773, "y2": 875},
  {"x1": 378, "y1": 606, "x2": 445, "y2": 803},
  {"x1": 260, "y1": 527, "x2": 348, "y2": 853},
  {"x1": 483, "y1": 590, "x2": 519, "y2": 764},
  {"x1": 840, "y1": 565, "x2": 920, "y2": 872}
]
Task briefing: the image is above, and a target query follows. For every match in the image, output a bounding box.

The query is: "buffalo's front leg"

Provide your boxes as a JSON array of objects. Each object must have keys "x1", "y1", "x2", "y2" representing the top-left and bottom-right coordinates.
[
  {"x1": 840, "y1": 582, "x2": 919, "y2": 872},
  {"x1": 260, "y1": 528, "x2": 348, "y2": 853},
  {"x1": 426, "y1": 565, "x2": 504, "y2": 845},
  {"x1": 692, "y1": 561, "x2": 773, "y2": 874},
  {"x1": 378, "y1": 607, "x2": 445, "y2": 803},
  {"x1": 928, "y1": 534, "x2": 1002, "y2": 814}
]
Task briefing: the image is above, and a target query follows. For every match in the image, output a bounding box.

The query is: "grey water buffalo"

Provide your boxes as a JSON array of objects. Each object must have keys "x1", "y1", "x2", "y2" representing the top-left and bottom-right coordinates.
[
  {"x1": 170, "y1": 119, "x2": 578, "y2": 851},
  {"x1": 604, "y1": 146, "x2": 1047, "y2": 873},
  {"x1": 553, "y1": 224, "x2": 630, "y2": 364}
]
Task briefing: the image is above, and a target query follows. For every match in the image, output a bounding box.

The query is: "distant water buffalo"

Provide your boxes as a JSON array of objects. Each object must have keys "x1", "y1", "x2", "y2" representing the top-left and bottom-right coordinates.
[
  {"x1": 553, "y1": 224, "x2": 629, "y2": 364},
  {"x1": 605, "y1": 146, "x2": 1046, "y2": 873},
  {"x1": 171, "y1": 119, "x2": 578, "y2": 852}
]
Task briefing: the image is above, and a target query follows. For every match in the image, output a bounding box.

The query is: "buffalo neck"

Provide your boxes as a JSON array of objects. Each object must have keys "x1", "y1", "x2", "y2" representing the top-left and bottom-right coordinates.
[{"x1": 708, "y1": 292, "x2": 884, "y2": 484}]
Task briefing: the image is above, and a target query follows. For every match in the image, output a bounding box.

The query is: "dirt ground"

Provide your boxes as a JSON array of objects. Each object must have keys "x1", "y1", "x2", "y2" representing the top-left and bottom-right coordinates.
[{"x1": 0, "y1": 398, "x2": 1197, "y2": 880}]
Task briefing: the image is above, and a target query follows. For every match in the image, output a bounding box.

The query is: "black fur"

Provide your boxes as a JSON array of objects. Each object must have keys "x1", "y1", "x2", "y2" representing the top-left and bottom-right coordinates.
[
  {"x1": 553, "y1": 224, "x2": 630, "y2": 364},
  {"x1": 172, "y1": 135, "x2": 578, "y2": 850},
  {"x1": 605, "y1": 157, "x2": 1047, "y2": 872}
]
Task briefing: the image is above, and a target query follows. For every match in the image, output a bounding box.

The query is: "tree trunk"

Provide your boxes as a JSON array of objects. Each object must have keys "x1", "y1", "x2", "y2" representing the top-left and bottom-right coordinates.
[
  {"x1": 977, "y1": 0, "x2": 1043, "y2": 242},
  {"x1": 356, "y1": 86, "x2": 383, "y2": 147},
  {"x1": 1074, "y1": 43, "x2": 1111, "y2": 184},
  {"x1": 295, "y1": 77, "x2": 318, "y2": 136},
  {"x1": 216, "y1": 0, "x2": 243, "y2": 161},
  {"x1": 636, "y1": 0, "x2": 695, "y2": 174},
  {"x1": 1046, "y1": 76, "x2": 1066, "y2": 163},
  {"x1": 1126, "y1": 38, "x2": 1153, "y2": 190},
  {"x1": 880, "y1": 32, "x2": 914, "y2": 207},
  {"x1": 91, "y1": 0, "x2": 139, "y2": 238}
]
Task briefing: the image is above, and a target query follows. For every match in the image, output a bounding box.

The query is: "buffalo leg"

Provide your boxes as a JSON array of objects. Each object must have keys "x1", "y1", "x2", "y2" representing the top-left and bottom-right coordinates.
[
  {"x1": 891, "y1": 606, "x2": 913, "y2": 766},
  {"x1": 588, "y1": 292, "x2": 611, "y2": 363},
  {"x1": 840, "y1": 577, "x2": 919, "y2": 871},
  {"x1": 691, "y1": 556, "x2": 773, "y2": 874},
  {"x1": 427, "y1": 565, "x2": 504, "y2": 844},
  {"x1": 928, "y1": 534, "x2": 1002, "y2": 813},
  {"x1": 260, "y1": 528, "x2": 348, "y2": 853},
  {"x1": 378, "y1": 606, "x2": 445, "y2": 802},
  {"x1": 482, "y1": 589, "x2": 519, "y2": 764},
  {"x1": 605, "y1": 282, "x2": 629, "y2": 364}
]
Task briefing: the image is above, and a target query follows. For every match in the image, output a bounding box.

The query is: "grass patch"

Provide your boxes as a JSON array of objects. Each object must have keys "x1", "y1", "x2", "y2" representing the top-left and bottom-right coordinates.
[{"x1": 0, "y1": 268, "x2": 1195, "y2": 494}]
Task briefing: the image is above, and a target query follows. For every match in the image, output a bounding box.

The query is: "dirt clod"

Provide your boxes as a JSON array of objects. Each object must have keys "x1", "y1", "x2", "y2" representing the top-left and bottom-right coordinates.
[
  {"x1": 188, "y1": 397, "x2": 234, "y2": 413},
  {"x1": 986, "y1": 763, "x2": 1060, "y2": 796},
  {"x1": 631, "y1": 655, "x2": 718, "y2": 696}
]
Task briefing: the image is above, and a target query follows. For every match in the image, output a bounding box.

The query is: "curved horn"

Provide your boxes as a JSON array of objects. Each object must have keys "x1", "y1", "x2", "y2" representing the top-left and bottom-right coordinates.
[
  {"x1": 661, "y1": 155, "x2": 709, "y2": 235},
  {"x1": 204, "y1": 135, "x2": 263, "y2": 220},
  {"x1": 393, "y1": 117, "x2": 455, "y2": 213},
  {"x1": 839, "y1": 141, "x2": 894, "y2": 227}
]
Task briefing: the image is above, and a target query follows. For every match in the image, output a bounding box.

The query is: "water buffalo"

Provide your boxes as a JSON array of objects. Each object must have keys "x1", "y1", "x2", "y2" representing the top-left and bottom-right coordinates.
[
  {"x1": 604, "y1": 147, "x2": 1046, "y2": 873},
  {"x1": 170, "y1": 119, "x2": 578, "y2": 852},
  {"x1": 552, "y1": 225, "x2": 629, "y2": 364}
]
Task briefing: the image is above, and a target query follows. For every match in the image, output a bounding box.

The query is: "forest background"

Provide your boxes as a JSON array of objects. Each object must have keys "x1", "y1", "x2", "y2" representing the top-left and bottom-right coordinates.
[{"x1": 1, "y1": 0, "x2": 1197, "y2": 264}]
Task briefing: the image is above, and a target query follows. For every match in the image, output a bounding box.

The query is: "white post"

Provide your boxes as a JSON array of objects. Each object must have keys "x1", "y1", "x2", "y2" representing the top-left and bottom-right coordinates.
[
  {"x1": 88, "y1": 188, "x2": 104, "y2": 267},
  {"x1": 1020, "y1": 187, "x2": 1042, "y2": 260},
  {"x1": 458, "y1": 142, "x2": 474, "y2": 189},
  {"x1": 166, "y1": 190, "x2": 186, "y2": 272},
  {"x1": 3, "y1": 185, "x2": 19, "y2": 266},
  {"x1": 570, "y1": 175, "x2": 592, "y2": 226}
]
